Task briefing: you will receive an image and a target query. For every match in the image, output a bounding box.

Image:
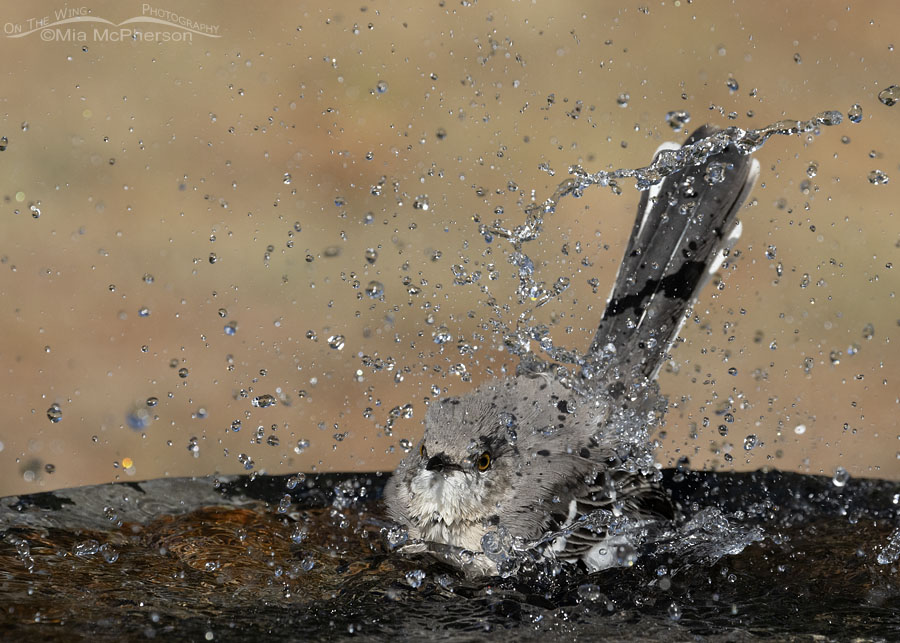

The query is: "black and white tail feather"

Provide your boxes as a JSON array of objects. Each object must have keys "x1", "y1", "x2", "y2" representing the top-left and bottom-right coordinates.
[
  {"x1": 593, "y1": 125, "x2": 759, "y2": 380},
  {"x1": 384, "y1": 126, "x2": 759, "y2": 576}
]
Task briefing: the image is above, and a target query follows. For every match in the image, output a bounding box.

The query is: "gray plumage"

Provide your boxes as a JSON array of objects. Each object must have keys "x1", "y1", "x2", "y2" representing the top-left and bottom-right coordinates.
[{"x1": 385, "y1": 126, "x2": 759, "y2": 575}]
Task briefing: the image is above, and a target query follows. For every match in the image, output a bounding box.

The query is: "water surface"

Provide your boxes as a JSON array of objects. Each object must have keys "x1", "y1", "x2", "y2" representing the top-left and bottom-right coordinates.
[{"x1": 2, "y1": 470, "x2": 898, "y2": 641}]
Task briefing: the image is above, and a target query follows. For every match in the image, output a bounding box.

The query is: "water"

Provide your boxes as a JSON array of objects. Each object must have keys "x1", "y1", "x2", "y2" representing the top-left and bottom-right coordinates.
[
  {"x1": 479, "y1": 112, "x2": 843, "y2": 377},
  {"x1": 2, "y1": 470, "x2": 898, "y2": 641}
]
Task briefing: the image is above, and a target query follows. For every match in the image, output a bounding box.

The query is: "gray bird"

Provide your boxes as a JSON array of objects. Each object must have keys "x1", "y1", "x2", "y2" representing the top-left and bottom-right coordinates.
[{"x1": 385, "y1": 126, "x2": 760, "y2": 576}]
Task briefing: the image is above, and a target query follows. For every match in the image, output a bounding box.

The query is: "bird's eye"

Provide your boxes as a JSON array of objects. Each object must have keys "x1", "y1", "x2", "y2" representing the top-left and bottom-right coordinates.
[
  {"x1": 419, "y1": 443, "x2": 427, "y2": 459},
  {"x1": 476, "y1": 451, "x2": 492, "y2": 471}
]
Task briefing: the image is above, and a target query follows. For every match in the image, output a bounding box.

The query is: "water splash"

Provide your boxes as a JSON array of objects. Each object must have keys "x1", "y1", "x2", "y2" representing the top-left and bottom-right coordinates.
[
  {"x1": 470, "y1": 111, "x2": 845, "y2": 403},
  {"x1": 487, "y1": 111, "x2": 842, "y2": 315},
  {"x1": 398, "y1": 493, "x2": 767, "y2": 580},
  {"x1": 655, "y1": 507, "x2": 765, "y2": 567},
  {"x1": 876, "y1": 527, "x2": 900, "y2": 565}
]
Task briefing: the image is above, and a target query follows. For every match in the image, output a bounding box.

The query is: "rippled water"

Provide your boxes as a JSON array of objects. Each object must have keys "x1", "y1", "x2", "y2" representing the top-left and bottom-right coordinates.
[{"x1": 1, "y1": 470, "x2": 898, "y2": 641}]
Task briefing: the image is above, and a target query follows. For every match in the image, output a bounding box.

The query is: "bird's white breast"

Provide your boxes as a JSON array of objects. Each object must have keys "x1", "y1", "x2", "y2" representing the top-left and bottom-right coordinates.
[{"x1": 407, "y1": 470, "x2": 490, "y2": 552}]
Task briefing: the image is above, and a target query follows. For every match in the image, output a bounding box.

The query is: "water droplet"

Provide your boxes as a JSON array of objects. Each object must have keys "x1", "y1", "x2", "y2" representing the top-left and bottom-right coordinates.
[
  {"x1": 726, "y1": 77, "x2": 739, "y2": 93},
  {"x1": 100, "y1": 543, "x2": 119, "y2": 564},
  {"x1": 405, "y1": 569, "x2": 426, "y2": 588},
  {"x1": 678, "y1": 200, "x2": 697, "y2": 216},
  {"x1": 365, "y1": 280, "x2": 384, "y2": 298},
  {"x1": 616, "y1": 93, "x2": 629, "y2": 107},
  {"x1": 138, "y1": 307, "x2": 151, "y2": 317},
  {"x1": 294, "y1": 439, "x2": 310, "y2": 454},
  {"x1": 803, "y1": 356, "x2": 814, "y2": 374},
  {"x1": 283, "y1": 172, "x2": 292, "y2": 185},
  {"x1": 806, "y1": 162, "x2": 818, "y2": 178},
  {"x1": 327, "y1": 335, "x2": 345, "y2": 350},
  {"x1": 230, "y1": 420, "x2": 242, "y2": 432},
  {"x1": 375, "y1": 80, "x2": 388, "y2": 94},
  {"x1": 386, "y1": 526, "x2": 408, "y2": 548},
  {"x1": 177, "y1": 367, "x2": 189, "y2": 378},
  {"x1": 704, "y1": 162, "x2": 727, "y2": 185},
  {"x1": 848, "y1": 103, "x2": 863, "y2": 123},
  {"x1": 765, "y1": 245, "x2": 777, "y2": 260},
  {"x1": 793, "y1": 52, "x2": 802, "y2": 64},
  {"x1": 224, "y1": 320, "x2": 238, "y2": 336},
  {"x1": 237, "y1": 453, "x2": 254, "y2": 471},
  {"x1": 794, "y1": 424, "x2": 807, "y2": 435},
  {"x1": 291, "y1": 525, "x2": 309, "y2": 543},
  {"x1": 743, "y1": 434, "x2": 758, "y2": 450},
  {"x1": 665, "y1": 110, "x2": 691, "y2": 131},
  {"x1": 73, "y1": 540, "x2": 101, "y2": 557},
  {"x1": 498, "y1": 412, "x2": 517, "y2": 431},
  {"x1": 286, "y1": 473, "x2": 305, "y2": 490},
  {"x1": 0, "y1": 136, "x2": 8, "y2": 151},
  {"x1": 868, "y1": 169, "x2": 890, "y2": 185},
  {"x1": 126, "y1": 404, "x2": 152, "y2": 430},
  {"x1": 47, "y1": 403, "x2": 63, "y2": 423},
  {"x1": 387, "y1": 404, "x2": 414, "y2": 421},
  {"x1": 252, "y1": 394, "x2": 277, "y2": 408},
  {"x1": 432, "y1": 326, "x2": 452, "y2": 344},
  {"x1": 668, "y1": 602, "x2": 682, "y2": 621},
  {"x1": 878, "y1": 85, "x2": 900, "y2": 107},
  {"x1": 614, "y1": 543, "x2": 637, "y2": 567},
  {"x1": 862, "y1": 323, "x2": 875, "y2": 340},
  {"x1": 832, "y1": 466, "x2": 850, "y2": 487},
  {"x1": 577, "y1": 583, "x2": 605, "y2": 602},
  {"x1": 364, "y1": 248, "x2": 378, "y2": 264}
]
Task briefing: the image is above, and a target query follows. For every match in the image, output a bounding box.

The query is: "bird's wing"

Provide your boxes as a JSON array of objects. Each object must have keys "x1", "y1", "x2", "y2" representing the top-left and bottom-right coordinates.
[{"x1": 546, "y1": 468, "x2": 673, "y2": 564}]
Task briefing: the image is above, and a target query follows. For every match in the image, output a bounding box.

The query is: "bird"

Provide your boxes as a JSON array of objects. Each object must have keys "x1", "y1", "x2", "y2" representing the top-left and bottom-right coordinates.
[{"x1": 384, "y1": 125, "x2": 760, "y2": 576}]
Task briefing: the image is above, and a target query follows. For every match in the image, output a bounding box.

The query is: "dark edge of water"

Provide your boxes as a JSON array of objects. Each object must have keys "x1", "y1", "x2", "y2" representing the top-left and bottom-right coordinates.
[{"x1": 3, "y1": 468, "x2": 898, "y2": 520}]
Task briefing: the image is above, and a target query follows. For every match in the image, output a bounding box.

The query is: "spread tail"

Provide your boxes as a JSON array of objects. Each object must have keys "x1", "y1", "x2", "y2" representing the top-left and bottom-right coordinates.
[{"x1": 590, "y1": 125, "x2": 759, "y2": 380}]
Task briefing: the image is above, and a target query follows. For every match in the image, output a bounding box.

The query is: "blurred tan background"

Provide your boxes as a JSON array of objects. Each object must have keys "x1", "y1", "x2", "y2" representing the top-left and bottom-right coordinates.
[{"x1": 1, "y1": 1, "x2": 897, "y2": 496}]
